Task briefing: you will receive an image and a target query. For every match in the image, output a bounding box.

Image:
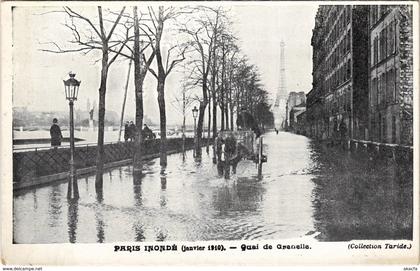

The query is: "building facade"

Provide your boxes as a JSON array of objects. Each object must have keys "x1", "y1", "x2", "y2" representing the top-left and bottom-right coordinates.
[
  {"x1": 286, "y1": 91, "x2": 306, "y2": 127},
  {"x1": 368, "y1": 6, "x2": 413, "y2": 145},
  {"x1": 308, "y1": 5, "x2": 369, "y2": 140},
  {"x1": 289, "y1": 105, "x2": 306, "y2": 132},
  {"x1": 296, "y1": 111, "x2": 307, "y2": 136}
]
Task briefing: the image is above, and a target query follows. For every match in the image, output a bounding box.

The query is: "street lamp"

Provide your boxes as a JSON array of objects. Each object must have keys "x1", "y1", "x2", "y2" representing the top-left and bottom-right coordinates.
[
  {"x1": 63, "y1": 72, "x2": 81, "y2": 200},
  {"x1": 192, "y1": 106, "x2": 199, "y2": 158}
]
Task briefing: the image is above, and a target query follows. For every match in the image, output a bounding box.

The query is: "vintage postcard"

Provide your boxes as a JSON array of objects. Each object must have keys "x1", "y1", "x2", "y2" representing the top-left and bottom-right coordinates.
[{"x1": 1, "y1": 0, "x2": 418, "y2": 266}]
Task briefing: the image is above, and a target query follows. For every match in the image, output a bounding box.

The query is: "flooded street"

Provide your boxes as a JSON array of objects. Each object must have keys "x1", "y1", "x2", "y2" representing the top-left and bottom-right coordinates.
[{"x1": 13, "y1": 132, "x2": 412, "y2": 243}]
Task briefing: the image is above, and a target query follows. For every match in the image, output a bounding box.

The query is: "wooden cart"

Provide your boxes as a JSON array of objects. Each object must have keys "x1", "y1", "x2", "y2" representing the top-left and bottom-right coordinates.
[{"x1": 215, "y1": 130, "x2": 267, "y2": 179}]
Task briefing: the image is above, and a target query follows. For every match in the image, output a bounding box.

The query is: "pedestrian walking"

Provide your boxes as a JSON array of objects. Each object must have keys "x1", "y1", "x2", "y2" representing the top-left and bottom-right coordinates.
[{"x1": 50, "y1": 118, "x2": 63, "y2": 148}]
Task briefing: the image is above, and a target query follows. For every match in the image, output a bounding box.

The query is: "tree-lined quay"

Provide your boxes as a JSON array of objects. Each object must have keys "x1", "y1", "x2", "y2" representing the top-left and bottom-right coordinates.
[{"x1": 41, "y1": 6, "x2": 274, "y2": 197}]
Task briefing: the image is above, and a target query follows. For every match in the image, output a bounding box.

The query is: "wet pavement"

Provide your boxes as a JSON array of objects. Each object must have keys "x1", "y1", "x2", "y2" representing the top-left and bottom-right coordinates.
[{"x1": 13, "y1": 131, "x2": 413, "y2": 243}]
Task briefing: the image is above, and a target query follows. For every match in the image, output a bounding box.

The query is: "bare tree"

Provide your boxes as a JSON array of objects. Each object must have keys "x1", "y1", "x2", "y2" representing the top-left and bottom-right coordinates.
[
  {"x1": 41, "y1": 6, "x2": 129, "y2": 193},
  {"x1": 216, "y1": 31, "x2": 238, "y2": 131},
  {"x1": 104, "y1": 7, "x2": 156, "y2": 176},
  {"x1": 143, "y1": 6, "x2": 186, "y2": 167},
  {"x1": 131, "y1": 7, "x2": 156, "y2": 176},
  {"x1": 181, "y1": 6, "x2": 226, "y2": 158}
]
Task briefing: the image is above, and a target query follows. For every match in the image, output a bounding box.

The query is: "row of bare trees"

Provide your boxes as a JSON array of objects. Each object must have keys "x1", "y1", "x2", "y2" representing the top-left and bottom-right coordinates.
[
  {"x1": 182, "y1": 7, "x2": 274, "y2": 160},
  {"x1": 41, "y1": 5, "x2": 273, "y2": 192}
]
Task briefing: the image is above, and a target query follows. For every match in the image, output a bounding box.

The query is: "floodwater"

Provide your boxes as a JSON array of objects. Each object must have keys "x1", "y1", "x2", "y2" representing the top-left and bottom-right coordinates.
[{"x1": 13, "y1": 132, "x2": 413, "y2": 243}]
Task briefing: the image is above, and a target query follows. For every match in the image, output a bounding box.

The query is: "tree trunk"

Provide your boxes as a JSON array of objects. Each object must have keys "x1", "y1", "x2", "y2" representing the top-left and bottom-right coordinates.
[
  {"x1": 212, "y1": 88, "x2": 217, "y2": 163},
  {"x1": 133, "y1": 6, "x2": 143, "y2": 175},
  {"x1": 220, "y1": 100, "x2": 225, "y2": 131},
  {"x1": 95, "y1": 49, "x2": 109, "y2": 192},
  {"x1": 196, "y1": 103, "x2": 206, "y2": 157},
  {"x1": 230, "y1": 103, "x2": 234, "y2": 130},
  {"x1": 195, "y1": 80, "x2": 208, "y2": 158},
  {"x1": 182, "y1": 90, "x2": 186, "y2": 159},
  {"x1": 225, "y1": 105, "x2": 229, "y2": 130},
  {"x1": 133, "y1": 81, "x2": 144, "y2": 173},
  {"x1": 157, "y1": 79, "x2": 167, "y2": 166},
  {"x1": 206, "y1": 93, "x2": 211, "y2": 154}
]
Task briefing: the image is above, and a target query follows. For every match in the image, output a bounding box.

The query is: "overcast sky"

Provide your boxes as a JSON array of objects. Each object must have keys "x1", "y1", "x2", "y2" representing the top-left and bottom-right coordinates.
[{"x1": 12, "y1": 4, "x2": 318, "y2": 125}]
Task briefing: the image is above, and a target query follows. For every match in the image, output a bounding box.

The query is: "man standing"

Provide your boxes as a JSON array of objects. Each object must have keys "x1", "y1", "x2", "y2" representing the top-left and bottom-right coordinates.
[
  {"x1": 142, "y1": 124, "x2": 154, "y2": 140},
  {"x1": 124, "y1": 121, "x2": 130, "y2": 142},
  {"x1": 129, "y1": 121, "x2": 136, "y2": 141},
  {"x1": 50, "y1": 118, "x2": 63, "y2": 148}
]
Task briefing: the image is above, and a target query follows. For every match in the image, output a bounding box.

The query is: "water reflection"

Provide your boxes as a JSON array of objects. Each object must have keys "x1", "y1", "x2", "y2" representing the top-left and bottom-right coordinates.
[
  {"x1": 48, "y1": 186, "x2": 63, "y2": 227},
  {"x1": 133, "y1": 176, "x2": 143, "y2": 207},
  {"x1": 84, "y1": 177, "x2": 89, "y2": 193},
  {"x1": 67, "y1": 199, "x2": 78, "y2": 243},
  {"x1": 156, "y1": 230, "x2": 167, "y2": 241},
  {"x1": 211, "y1": 176, "x2": 265, "y2": 216},
  {"x1": 132, "y1": 171, "x2": 145, "y2": 242},
  {"x1": 310, "y1": 144, "x2": 413, "y2": 241},
  {"x1": 32, "y1": 190, "x2": 38, "y2": 210},
  {"x1": 95, "y1": 204, "x2": 105, "y2": 243},
  {"x1": 96, "y1": 188, "x2": 104, "y2": 203}
]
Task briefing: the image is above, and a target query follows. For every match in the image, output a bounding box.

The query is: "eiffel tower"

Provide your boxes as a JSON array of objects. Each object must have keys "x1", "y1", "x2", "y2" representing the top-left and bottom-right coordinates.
[{"x1": 273, "y1": 41, "x2": 287, "y2": 129}]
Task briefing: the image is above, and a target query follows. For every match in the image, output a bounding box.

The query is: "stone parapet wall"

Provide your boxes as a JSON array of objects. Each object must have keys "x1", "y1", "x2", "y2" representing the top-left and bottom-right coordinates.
[{"x1": 13, "y1": 138, "x2": 195, "y2": 188}]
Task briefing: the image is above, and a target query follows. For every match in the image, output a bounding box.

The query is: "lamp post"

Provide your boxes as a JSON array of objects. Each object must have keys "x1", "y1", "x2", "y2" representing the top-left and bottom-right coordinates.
[
  {"x1": 63, "y1": 72, "x2": 81, "y2": 200},
  {"x1": 192, "y1": 106, "x2": 198, "y2": 158}
]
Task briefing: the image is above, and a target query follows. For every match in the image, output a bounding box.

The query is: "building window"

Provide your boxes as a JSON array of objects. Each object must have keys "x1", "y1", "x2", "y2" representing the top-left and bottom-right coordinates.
[
  {"x1": 394, "y1": 68, "x2": 399, "y2": 102},
  {"x1": 347, "y1": 59, "x2": 351, "y2": 79},
  {"x1": 378, "y1": 115, "x2": 382, "y2": 141},
  {"x1": 386, "y1": 69, "x2": 396, "y2": 104},
  {"x1": 392, "y1": 116, "x2": 396, "y2": 143},
  {"x1": 386, "y1": 70, "x2": 390, "y2": 103},
  {"x1": 382, "y1": 116, "x2": 387, "y2": 143},
  {"x1": 347, "y1": 6, "x2": 351, "y2": 23},
  {"x1": 379, "y1": 28, "x2": 387, "y2": 61},
  {"x1": 378, "y1": 74, "x2": 383, "y2": 106},
  {"x1": 370, "y1": 6, "x2": 375, "y2": 27},
  {"x1": 370, "y1": 118, "x2": 376, "y2": 141},
  {"x1": 371, "y1": 6, "x2": 378, "y2": 26},
  {"x1": 373, "y1": 36, "x2": 378, "y2": 65},
  {"x1": 346, "y1": 90, "x2": 351, "y2": 111},
  {"x1": 371, "y1": 78, "x2": 377, "y2": 106},
  {"x1": 387, "y1": 20, "x2": 396, "y2": 55},
  {"x1": 381, "y1": 73, "x2": 386, "y2": 105},
  {"x1": 379, "y1": 5, "x2": 388, "y2": 17},
  {"x1": 347, "y1": 31, "x2": 351, "y2": 53}
]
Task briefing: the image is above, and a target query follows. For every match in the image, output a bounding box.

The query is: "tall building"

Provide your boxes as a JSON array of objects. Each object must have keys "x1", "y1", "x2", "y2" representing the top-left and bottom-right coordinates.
[
  {"x1": 368, "y1": 6, "x2": 413, "y2": 145},
  {"x1": 308, "y1": 5, "x2": 369, "y2": 140}
]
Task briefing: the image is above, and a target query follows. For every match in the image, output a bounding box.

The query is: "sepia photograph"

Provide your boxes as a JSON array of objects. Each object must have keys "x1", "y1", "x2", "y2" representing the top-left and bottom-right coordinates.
[{"x1": 1, "y1": 0, "x2": 418, "y2": 266}]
